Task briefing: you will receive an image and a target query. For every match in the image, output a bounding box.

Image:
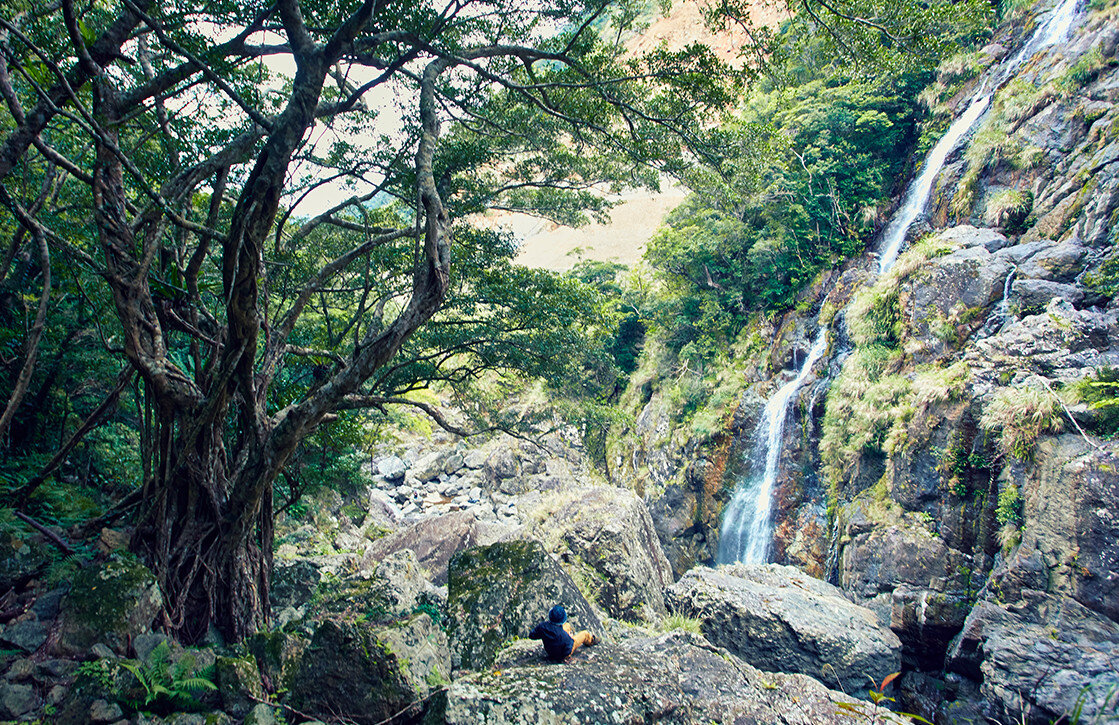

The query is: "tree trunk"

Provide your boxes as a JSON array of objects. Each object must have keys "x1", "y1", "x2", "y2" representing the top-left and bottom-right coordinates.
[{"x1": 131, "y1": 410, "x2": 276, "y2": 643}]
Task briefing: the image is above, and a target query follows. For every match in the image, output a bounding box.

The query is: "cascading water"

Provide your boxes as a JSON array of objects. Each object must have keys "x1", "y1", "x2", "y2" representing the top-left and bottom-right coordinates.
[
  {"x1": 877, "y1": 95, "x2": 991, "y2": 274},
  {"x1": 997, "y1": 264, "x2": 1018, "y2": 321},
  {"x1": 717, "y1": 329, "x2": 828, "y2": 564},
  {"x1": 1036, "y1": 0, "x2": 1081, "y2": 49},
  {"x1": 878, "y1": 0, "x2": 1081, "y2": 274},
  {"x1": 716, "y1": 0, "x2": 1083, "y2": 565}
]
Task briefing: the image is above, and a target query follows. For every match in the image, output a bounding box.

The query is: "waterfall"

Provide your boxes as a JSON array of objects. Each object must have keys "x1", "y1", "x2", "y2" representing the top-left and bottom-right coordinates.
[
  {"x1": 717, "y1": 329, "x2": 828, "y2": 564},
  {"x1": 1038, "y1": 0, "x2": 1081, "y2": 48},
  {"x1": 877, "y1": 95, "x2": 991, "y2": 275},
  {"x1": 877, "y1": 0, "x2": 1081, "y2": 275},
  {"x1": 997, "y1": 264, "x2": 1018, "y2": 321},
  {"x1": 716, "y1": 0, "x2": 1083, "y2": 565}
]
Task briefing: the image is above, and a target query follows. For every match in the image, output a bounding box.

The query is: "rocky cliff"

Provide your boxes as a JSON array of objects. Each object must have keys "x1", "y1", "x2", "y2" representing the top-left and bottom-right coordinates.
[{"x1": 611, "y1": 1, "x2": 1119, "y2": 722}]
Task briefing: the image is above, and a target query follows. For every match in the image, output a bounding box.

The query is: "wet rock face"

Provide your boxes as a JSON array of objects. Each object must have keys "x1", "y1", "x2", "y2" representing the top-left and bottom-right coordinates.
[
  {"x1": 445, "y1": 540, "x2": 601, "y2": 672},
  {"x1": 529, "y1": 486, "x2": 674, "y2": 622},
  {"x1": 289, "y1": 615, "x2": 449, "y2": 725},
  {"x1": 948, "y1": 594, "x2": 1119, "y2": 724},
  {"x1": 646, "y1": 455, "x2": 727, "y2": 578},
  {"x1": 1010, "y1": 436, "x2": 1119, "y2": 621},
  {"x1": 968, "y1": 297, "x2": 1119, "y2": 384},
  {"x1": 442, "y1": 632, "x2": 909, "y2": 725},
  {"x1": 666, "y1": 564, "x2": 901, "y2": 694}
]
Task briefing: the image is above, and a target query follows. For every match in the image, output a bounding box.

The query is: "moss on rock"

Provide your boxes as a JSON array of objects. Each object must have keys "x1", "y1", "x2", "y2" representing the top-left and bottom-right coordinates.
[{"x1": 55, "y1": 554, "x2": 162, "y2": 657}]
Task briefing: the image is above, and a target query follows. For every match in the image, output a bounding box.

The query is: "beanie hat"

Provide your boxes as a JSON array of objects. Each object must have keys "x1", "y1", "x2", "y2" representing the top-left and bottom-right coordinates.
[{"x1": 548, "y1": 605, "x2": 567, "y2": 624}]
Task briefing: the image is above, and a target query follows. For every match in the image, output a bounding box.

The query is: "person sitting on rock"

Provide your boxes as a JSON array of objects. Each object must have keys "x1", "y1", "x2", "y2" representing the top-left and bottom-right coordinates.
[{"x1": 529, "y1": 604, "x2": 597, "y2": 661}]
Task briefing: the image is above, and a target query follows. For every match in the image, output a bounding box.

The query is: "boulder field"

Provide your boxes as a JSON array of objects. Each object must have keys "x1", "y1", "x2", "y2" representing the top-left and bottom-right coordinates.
[{"x1": 2, "y1": 455, "x2": 918, "y2": 724}]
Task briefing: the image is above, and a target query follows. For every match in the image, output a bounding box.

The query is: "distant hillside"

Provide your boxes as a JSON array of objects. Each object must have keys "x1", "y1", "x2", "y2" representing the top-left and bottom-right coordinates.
[
  {"x1": 510, "y1": 186, "x2": 687, "y2": 271},
  {"x1": 507, "y1": 0, "x2": 784, "y2": 271}
]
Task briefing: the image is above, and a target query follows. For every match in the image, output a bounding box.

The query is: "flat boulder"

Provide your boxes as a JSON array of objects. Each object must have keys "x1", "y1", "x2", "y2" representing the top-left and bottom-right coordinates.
[
  {"x1": 411, "y1": 450, "x2": 448, "y2": 482},
  {"x1": 666, "y1": 563, "x2": 901, "y2": 694},
  {"x1": 362, "y1": 510, "x2": 515, "y2": 585},
  {"x1": 442, "y1": 631, "x2": 908, "y2": 724},
  {"x1": 446, "y1": 540, "x2": 601, "y2": 671},
  {"x1": 1009, "y1": 278, "x2": 1084, "y2": 315}
]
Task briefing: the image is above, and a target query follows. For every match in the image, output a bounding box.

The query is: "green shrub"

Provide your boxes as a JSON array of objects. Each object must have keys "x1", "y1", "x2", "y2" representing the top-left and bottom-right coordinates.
[
  {"x1": 663, "y1": 613, "x2": 703, "y2": 634},
  {"x1": 1082, "y1": 251, "x2": 1119, "y2": 300},
  {"x1": 1070, "y1": 367, "x2": 1119, "y2": 436},
  {"x1": 936, "y1": 51, "x2": 987, "y2": 86},
  {"x1": 995, "y1": 483, "x2": 1022, "y2": 526},
  {"x1": 912, "y1": 361, "x2": 971, "y2": 407},
  {"x1": 1059, "y1": 46, "x2": 1108, "y2": 96},
  {"x1": 848, "y1": 283, "x2": 904, "y2": 349},
  {"x1": 115, "y1": 641, "x2": 216, "y2": 715},
  {"x1": 996, "y1": 483, "x2": 1024, "y2": 552},
  {"x1": 820, "y1": 347, "x2": 912, "y2": 486}
]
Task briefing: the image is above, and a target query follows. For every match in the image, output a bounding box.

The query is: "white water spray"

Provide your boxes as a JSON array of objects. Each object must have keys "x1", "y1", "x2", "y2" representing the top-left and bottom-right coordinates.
[
  {"x1": 717, "y1": 329, "x2": 828, "y2": 564},
  {"x1": 1039, "y1": 0, "x2": 1081, "y2": 47},
  {"x1": 997, "y1": 265, "x2": 1018, "y2": 322}
]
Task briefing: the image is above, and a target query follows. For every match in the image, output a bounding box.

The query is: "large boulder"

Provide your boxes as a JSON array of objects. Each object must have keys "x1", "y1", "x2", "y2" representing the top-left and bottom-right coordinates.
[
  {"x1": 362, "y1": 510, "x2": 516, "y2": 585},
  {"x1": 898, "y1": 233, "x2": 1013, "y2": 359},
  {"x1": 666, "y1": 564, "x2": 901, "y2": 694},
  {"x1": 1014, "y1": 241, "x2": 1089, "y2": 284},
  {"x1": 446, "y1": 540, "x2": 601, "y2": 671},
  {"x1": 375, "y1": 455, "x2": 408, "y2": 482},
  {"x1": 215, "y1": 655, "x2": 266, "y2": 719},
  {"x1": 373, "y1": 548, "x2": 430, "y2": 616},
  {"x1": 441, "y1": 631, "x2": 908, "y2": 724},
  {"x1": 947, "y1": 592, "x2": 1119, "y2": 724},
  {"x1": 0, "y1": 681, "x2": 40, "y2": 720},
  {"x1": 528, "y1": 486, "x2": 674, "y2": 621},
  {"x1": 275, "y1": 547, "x2": 443, "y2": 630},
  {"x1": 246, "y1": 631, "x2": 308, "y2": 693},
  {"x1": 1010, "y1": 278, "x2": 1085, "y2": 314},
  {"x1": 289, "y1": 614, "x2": 450, "y2": 725},
  {"x1": 0, "y1": 512, "x2": 53, "y2": 593},
  {"x1": 411, "y1": 450, "x2": 449, "y2": 482},
  {"x1": 54, "y1": 555, "x2": 162, "y2": 657},
  {"x1": 840, "y1": 523, "x2": 976, "y2": 664}
]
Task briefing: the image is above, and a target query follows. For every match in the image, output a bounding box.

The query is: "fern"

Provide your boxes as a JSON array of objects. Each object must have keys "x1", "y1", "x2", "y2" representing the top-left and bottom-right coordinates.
[{"x1": 118, "y1": 641, "x2": 216, "y2": 715}]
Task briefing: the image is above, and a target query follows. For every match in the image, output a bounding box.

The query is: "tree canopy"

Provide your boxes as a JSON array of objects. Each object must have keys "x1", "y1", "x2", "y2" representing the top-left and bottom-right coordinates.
[
  {"x1": 0, "y1": 0, "x2": 735, "y2": 641},
  {"x1": 643, "y1": 0, "x2": 991, "y2": 364}
]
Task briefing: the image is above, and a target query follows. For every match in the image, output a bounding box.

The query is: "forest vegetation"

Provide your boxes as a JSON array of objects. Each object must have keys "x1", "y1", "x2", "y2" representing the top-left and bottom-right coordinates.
[{"x1": 0, "y1": 0, "x2": 996, "y2": 650}]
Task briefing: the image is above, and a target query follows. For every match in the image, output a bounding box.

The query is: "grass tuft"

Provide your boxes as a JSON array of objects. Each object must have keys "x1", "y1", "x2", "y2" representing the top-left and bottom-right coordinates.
[{"x1": 980, "y1": 383, "x2": 1064, "y2": 460}]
